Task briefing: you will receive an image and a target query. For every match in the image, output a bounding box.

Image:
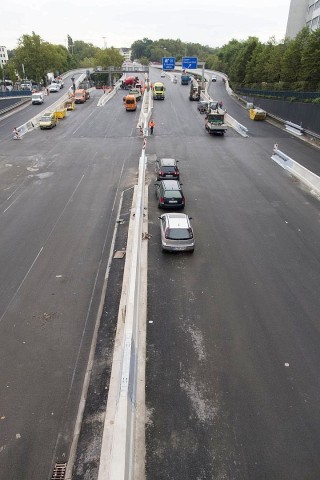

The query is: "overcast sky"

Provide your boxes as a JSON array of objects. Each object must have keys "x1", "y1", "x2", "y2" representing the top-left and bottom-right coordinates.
[{"x1": 2, "y1": 0, "x2": 291, "y2": 51}]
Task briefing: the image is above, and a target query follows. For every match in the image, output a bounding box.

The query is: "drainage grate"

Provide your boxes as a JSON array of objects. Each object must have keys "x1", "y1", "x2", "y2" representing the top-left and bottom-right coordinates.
[{"x1": 51, "y1": 463, "x2": 67, "y2": 480}]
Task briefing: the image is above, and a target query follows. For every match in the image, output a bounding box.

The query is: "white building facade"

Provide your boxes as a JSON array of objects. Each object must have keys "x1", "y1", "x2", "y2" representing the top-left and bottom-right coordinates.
[
  {"x1": 286, "y1": 0, "x2": 320, "y2": 38},
  {"x1": 0, "y1": 46, "x2": 9, "y2": 66}
]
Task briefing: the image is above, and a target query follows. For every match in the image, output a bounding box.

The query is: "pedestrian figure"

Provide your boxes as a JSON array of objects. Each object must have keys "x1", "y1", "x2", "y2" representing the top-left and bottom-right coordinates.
[
  {"x1": 103, "y1": 85, "x2": 106, "y2": 94},
  {"x1": 149, "y1": 119, "x2": 155, "y2": 135}
]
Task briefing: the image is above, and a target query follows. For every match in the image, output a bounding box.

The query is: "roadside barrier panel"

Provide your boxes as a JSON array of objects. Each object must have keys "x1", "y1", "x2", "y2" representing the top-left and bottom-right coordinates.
[
  {"x1": 285, "y1": 121, "x2": 304, "y2": 136},
  {"x1": 271, "y1": 145, "x2": 320, "y2": 197}
]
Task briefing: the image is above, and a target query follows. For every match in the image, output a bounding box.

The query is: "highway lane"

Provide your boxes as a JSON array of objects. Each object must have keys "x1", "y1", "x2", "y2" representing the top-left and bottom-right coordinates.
[
  {"x1": 207, "y1": 75, "x2": 320, "y2": 177},
  {"x1": 146, "y1": 70, "x2": 320, "y2": 479},
  {"x1": 0, "y1": 87, "x2": 143, "y2": 479},
  {"x1": 0, "y1": 71, "x2": 83, "y2": 141}
]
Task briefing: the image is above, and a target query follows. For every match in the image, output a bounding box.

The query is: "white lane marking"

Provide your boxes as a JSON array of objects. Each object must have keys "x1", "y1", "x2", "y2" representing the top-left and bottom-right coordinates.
[{"x1": 0, "y1": 246, "x2": 43, "y2": 325}]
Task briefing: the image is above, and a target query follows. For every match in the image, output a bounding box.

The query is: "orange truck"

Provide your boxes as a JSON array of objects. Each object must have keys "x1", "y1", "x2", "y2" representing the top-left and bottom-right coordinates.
[{"x1": 74, "y1": 89, "x2": 87, "y2": 103}]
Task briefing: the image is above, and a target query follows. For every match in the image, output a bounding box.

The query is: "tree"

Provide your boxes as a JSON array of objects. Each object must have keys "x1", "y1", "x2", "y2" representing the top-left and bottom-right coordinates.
[
  {"x1": 94, "y1": 47, "x2": 123, "y2": 68},
  {"x1": 300, "y1": 28, "x2": 320, "y2": 89},
  {"x1": 12, "y1": 32, "x2": 70, "y2": 83}
]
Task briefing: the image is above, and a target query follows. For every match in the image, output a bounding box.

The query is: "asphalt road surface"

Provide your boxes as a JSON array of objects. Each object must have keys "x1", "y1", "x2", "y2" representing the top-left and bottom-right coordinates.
[
  {"x1": 0, "y1": 82, "x2": 143, "y2": 480},
  {"x1": 0, "y1": 69, "x2": 319, "y2": 480},
  {"x1": 145, "y1": 69, "x2": 320, "y2": 480}
]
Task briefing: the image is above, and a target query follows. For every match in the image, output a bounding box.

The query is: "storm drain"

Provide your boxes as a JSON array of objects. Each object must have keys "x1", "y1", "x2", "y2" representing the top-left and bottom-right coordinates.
[{"x1": 50, "y1": 463, "x2": 67, "y2": 479}]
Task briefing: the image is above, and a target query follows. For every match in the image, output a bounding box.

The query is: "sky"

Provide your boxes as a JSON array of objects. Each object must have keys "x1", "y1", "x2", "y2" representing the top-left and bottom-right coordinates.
[{"x1": 1, "y1": 0, "x2": 292, "y2": 51}]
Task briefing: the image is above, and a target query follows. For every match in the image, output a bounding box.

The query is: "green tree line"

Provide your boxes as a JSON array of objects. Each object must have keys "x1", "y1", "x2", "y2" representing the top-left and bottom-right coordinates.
[
  {"x1": 3, "y1": 30, "x2": 319, "y2": 92},
  {"x1": 132, "y1": 30, "x2": 320, "y2": 92},
  {"x1": 3, "y1": 32, "x2": 124, "y2": 85}
]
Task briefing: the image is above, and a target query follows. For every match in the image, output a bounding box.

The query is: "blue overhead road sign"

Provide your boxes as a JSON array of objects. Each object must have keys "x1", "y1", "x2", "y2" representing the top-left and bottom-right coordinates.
[
  {"x1": 182, "y1": 57, "x2": 198, "y2": 69},
  {"x1": 162, "y1": 57, "x2": 176, "y2": 70}
]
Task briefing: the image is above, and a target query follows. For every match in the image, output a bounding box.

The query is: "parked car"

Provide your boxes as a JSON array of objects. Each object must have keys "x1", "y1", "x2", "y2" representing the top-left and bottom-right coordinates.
[
  {"x1": 155, "y1": 158, "x2": 180, "y2": 180},
  {"x1": 158, "y1": 213, "x2": 195, "y2": 252},
  {"x1": 154, "y1": 179, "x2": 185, "y2": 209},
  {"x1": 39, "y1": 112, "x2": 57, "y2": 129}
]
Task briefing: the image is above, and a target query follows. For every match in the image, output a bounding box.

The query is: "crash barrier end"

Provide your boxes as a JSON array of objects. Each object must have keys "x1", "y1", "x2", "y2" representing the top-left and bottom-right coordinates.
[
  {"x1": 285, "y1": 121, "x2": 304, "y2": 136},
  {"x1": 272, "y1": 145, "x2": 320, "y2": 197}
]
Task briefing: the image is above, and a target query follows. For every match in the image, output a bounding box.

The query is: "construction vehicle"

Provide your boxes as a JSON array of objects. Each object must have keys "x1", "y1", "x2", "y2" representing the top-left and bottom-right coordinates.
[
  {"x1": 249, "y1": 108, "x2": 266, "y2": 121},
  {"x1": 189, "y1": 83, "x2": 201, "y2": 101},
  {"x1": 205, "y1": 107, "x2": 228, "y2": 136},
  {"x1": 121, "y1": 76, "x2": 139, "y2": 89}
]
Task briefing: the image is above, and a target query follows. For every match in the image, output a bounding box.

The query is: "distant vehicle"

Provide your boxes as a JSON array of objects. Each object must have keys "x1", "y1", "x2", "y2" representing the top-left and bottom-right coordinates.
[
  {"x1": 21, "y1": 81, "x2": 32, "y2": 91},
  {"x1": 153, "y1": 82, "x2": 165, "y2": 100},
  {"x1": 189, "y1": 84, "x2": 201, "y2": 101},
  {"x1": 121, "y1": 76, "x2": 139, "y2": 89},
  {"x1": 158, "y1": 213, "x2": 195, "y2": 252},
  {"x1": 173, "y1": 76, "x2": 177, "y2": 84},
  {"x1": 197, "y1": 100, "x2": 219, "y2": 114},
  {"x1": 128, "y1": 88, "x2": 141, "y2": 101},
  {"x1": 1, "y1": 80, "x2": 13, "y2": 91},
  {"x1": 160, "y1": 71, "x2": 166, "y2": 78},
  {"x1": 74, "y1": 89, "x2": 87, "y2": 103},
  {"x1": 31, "y1": 92, "x2": 44, "y2": 105},
  {"x1": 48, "y1": 83, "x2": 60, "y2": 92},
  {"x1": 155, "y1": 158, "x2": 180, "y2": 180},
  {"x1": 54, "y1": 78, "x2": 64, "y2": 88},
  {"x1": 211, "y1": 75, "x2": 217, "y2": 82},
  {"x1": 124, "y1": 94, "x2": 137, "y2": 111},
  {"x1": 205, "y1": 107, "x2": 228, "y2": 135},
  {"x1": 39, "y1": 112, "x2": 57, "y2": 129},
  {"x1": 181, "y1": 74, "x2": 191, "y2": 85},
  {"x1": 154, "y1": 179, "x2": 185, "y2": 209}
]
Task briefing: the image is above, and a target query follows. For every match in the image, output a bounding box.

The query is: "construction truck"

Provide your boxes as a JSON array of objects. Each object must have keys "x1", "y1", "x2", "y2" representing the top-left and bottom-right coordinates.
[
  {"x1": 189, "y1": 83, "x2": 201, "y2": 101},
  {"x1": 205, "y1": 107, "x2": 228, "y2": 136}
]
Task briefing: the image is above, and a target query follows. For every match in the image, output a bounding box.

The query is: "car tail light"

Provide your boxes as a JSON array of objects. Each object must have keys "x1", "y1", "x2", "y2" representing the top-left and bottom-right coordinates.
[
  {"x1": 159, "y1": 171, "x2": 164, "y2": 176},
  {"x1": 160, "y1": 197, "x2": 164, "y2": 203},
  {"x1": 165, "y1": 228, "x2": 169, "y2": 239},
  {"x1": 182, "y1": 196, "x2": 185, "y2": 204},
  {"x1": 188, "y1": 228, "x2": 193, "y2": 238}
]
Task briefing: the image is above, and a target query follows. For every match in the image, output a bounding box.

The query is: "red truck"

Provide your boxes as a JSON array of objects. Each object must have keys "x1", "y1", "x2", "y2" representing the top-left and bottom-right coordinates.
[{"x1": 121, "y1": 76, "x2": 139, "y2": 89}]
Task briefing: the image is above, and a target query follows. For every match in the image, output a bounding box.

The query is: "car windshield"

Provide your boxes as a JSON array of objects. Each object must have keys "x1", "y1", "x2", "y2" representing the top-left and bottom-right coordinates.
[
  {"x1": 165, "y1": 191, "x2": 181, "y2": 199},
  {"x1": 167, "y1": 228, "x2": 193, "y2": 240}
]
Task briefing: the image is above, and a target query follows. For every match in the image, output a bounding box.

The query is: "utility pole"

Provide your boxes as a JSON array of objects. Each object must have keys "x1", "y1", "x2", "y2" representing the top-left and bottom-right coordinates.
[{"x1": 102, "y1": 37, "x2": 107, "y2": 49}]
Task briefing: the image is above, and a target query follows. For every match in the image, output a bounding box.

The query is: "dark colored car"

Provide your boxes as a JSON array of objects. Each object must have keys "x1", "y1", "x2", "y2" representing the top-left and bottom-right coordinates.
[
  {"x1": 154, "y1": 179, "x2": 185, "y2": 209},
  {"x1": 155, "y1": 158, "x2": 180, "y2": 180}
]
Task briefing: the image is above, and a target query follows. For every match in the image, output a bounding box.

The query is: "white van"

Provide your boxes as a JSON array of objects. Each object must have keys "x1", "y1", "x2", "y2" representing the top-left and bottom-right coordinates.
[{"x1": 31, "y1": 92, "x2": 44, "y2": 104}]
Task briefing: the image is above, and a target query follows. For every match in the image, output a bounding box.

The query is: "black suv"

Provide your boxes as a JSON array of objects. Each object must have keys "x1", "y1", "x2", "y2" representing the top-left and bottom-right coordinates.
[
  {"x1": 154, "y1": 179, "x2": 185, "y2": 209},
  {"x1": 155, "y1": 158, "x2": 180, "y2": 180}
]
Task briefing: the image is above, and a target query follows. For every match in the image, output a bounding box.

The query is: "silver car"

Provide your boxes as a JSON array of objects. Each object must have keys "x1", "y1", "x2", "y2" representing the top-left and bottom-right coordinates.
[{"x1": 159, "y1": 213, "x2": 195, "y2": 252}]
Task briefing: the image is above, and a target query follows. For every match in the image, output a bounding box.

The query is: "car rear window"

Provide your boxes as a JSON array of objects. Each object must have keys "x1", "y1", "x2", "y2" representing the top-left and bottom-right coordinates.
[
  {"x1": 164, "y1": 190, "x2": 182, "y2": 199},
  {"x1": 167, "y1": 228, "x2": 193, "y2": 240},
  {"x1": 161, "y1": 166, "x2": 176, "y2": 172}
]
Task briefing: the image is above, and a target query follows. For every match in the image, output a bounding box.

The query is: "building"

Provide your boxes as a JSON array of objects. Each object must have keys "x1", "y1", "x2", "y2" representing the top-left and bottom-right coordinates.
[
  {"x1": 0, "y1": 46, "x2": 8, "y2": 66},
  {"x1": 119, "y1": 48, "x2": 131, "y2": 62},
  {"x1": 286, "y1": 0, "x2": 320, "y2": 38}
]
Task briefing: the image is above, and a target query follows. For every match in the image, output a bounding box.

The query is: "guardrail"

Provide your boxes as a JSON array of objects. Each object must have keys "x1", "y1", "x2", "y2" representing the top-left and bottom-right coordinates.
[
  {"x1": 271, "y1": 144, "x2": 320, "y2": 197},
  {"x1": 285, "y1": 121, "x2": 304, "y2": 136}
]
